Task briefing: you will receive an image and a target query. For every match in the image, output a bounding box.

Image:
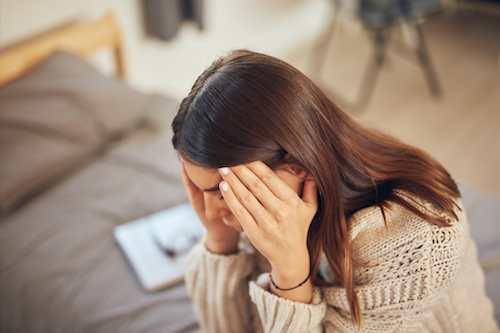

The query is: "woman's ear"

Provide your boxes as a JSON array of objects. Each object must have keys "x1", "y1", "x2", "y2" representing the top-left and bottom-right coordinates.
[
  {"x1": 282, "y1": 154, "x2": 310, "y2": 179},
  {"x1": 290, "y1": 164, "x2": 309, "y2": 178}
]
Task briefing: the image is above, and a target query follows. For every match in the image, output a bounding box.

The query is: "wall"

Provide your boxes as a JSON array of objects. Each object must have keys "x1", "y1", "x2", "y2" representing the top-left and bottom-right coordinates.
[{"x1": 0, "y1": 0, "x2": 332, "y2": 99}]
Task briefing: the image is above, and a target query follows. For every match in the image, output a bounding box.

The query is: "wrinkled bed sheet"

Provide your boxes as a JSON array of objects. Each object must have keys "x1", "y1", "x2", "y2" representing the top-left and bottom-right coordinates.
[{"x1": 0, "y1": 98, "x2": 198, "y2": 333}]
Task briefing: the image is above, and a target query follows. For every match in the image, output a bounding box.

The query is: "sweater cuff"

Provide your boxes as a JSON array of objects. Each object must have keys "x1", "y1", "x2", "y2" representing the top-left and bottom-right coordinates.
[
  {"x1": 186, "y1": 240, "x2": 256, "y2": 292},
  {"x1": 249, "y1": 273, "x2": 326, "y2": 333},
  {"x1": 185, "y1": 241, "x2": 257, "y2": 333}
]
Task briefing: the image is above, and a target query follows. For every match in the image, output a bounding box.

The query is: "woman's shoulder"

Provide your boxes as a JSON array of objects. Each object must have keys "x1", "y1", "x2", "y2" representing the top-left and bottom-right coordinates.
[
  {"x1": 347, "y1": 190, "x2": 467, "y2": 269},
  {"x1": 323, "y1": 192, "x2": 473, "y2": 318}
]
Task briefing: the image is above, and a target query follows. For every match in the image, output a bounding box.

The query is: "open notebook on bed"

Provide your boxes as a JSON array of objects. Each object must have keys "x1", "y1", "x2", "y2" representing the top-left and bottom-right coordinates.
[{"x1": 114, "y1": 203, "x2": 205, "y2": 292}]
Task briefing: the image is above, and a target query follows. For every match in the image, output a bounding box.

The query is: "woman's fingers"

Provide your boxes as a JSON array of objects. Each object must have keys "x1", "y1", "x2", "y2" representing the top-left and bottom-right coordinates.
[
  {"x1": 219, "y1": 167, "x2": 270, "y2": 225},
  {"x1": 218, "y1": 161, "x2": 319, "y2": 272},
  {"x1": 244, "y1": 161, "x2": 297, "y2": 201},
  {"x1": 225, "y1": 163, "x2": 282, "y2": 211},
  {"x1": 301, "y1": 177, "x2": 318, "y2": 210},
  {"x1": 219, "y1": 180, "x2": 260, "y2": 233}
]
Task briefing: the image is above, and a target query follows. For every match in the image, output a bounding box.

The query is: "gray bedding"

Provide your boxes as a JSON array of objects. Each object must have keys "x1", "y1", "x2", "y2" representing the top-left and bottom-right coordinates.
[{"x1": 0, "y1": 52, "x2": 198, "y2": 332}]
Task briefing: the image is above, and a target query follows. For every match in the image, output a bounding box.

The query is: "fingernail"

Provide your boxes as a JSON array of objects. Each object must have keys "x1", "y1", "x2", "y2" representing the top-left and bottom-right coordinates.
[
  {"x1": 220, "y1": 181, "x2": 229, "y2": 191},
  {"x1": 219, "y1": 167, "x2": 229, "y2": 175}
]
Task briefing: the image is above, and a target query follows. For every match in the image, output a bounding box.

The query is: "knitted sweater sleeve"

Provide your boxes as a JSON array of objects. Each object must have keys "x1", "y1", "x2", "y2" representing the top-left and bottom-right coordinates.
[
  {"x1": 248, "y1": 274, "x2": 327, "y2": 333},
  {"x1": 185, "y1": 238, "x2": 327, "y2": 333},
  {"x1": 321, "y1": 199, "x2": 468, "y2": 332},
  {"x1": 185, "y1": 241, "x2": 259, "y2": 333}
]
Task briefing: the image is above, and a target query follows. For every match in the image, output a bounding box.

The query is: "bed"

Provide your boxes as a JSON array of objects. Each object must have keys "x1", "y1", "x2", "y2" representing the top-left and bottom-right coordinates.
[
  {"x1": 0, "y1": 15, "x2": 499, "y2": 333},
  {"x1": 0, "y1": 15, "x2": 198, "y2": 332}
]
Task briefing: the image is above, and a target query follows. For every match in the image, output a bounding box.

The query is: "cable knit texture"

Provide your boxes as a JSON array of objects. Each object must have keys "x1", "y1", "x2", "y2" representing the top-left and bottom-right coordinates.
[{"x1": 185, "y1": 192, "x2": 499, "y2": 333}]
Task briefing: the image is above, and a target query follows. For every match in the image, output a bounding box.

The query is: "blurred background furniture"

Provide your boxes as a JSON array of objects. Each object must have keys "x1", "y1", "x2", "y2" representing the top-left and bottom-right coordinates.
[{"x1": 313, "y1": 0, "x2": 444, "y2": 111}]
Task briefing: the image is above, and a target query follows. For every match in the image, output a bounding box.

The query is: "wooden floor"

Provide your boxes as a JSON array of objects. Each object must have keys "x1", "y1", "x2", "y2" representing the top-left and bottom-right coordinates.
[{"x1": 287, "y1": 9, "x2": 500, "y2": 197}]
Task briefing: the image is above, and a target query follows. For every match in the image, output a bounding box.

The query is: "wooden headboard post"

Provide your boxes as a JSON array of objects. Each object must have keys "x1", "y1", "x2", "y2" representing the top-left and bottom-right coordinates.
[{"x1": 0, "y1": 15, "x2": 126, "y2": 88}]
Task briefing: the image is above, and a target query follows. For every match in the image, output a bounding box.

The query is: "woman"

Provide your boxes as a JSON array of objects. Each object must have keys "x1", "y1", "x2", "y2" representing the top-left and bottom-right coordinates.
[{"x1": 172, "y1": 50, "x2": 498, "y2": 332}]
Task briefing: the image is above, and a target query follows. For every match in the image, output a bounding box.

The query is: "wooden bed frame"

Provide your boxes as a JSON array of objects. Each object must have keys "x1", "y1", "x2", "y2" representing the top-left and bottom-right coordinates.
[{"x1": 0, "y1": 15, "x2": 125, "y2": 88}]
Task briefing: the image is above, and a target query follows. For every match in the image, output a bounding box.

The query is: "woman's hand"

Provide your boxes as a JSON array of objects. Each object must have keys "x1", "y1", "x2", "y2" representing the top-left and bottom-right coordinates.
[
  {"x1": 218, "y1": 161, "x2": 318, "y2": 302},
  {"x1": 181, "y1": 163, "x2": 239, "y2": 254}
]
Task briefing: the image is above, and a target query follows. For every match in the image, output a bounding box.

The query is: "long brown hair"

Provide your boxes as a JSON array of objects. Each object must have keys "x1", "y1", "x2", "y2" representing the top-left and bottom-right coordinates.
[{"x1": 172, "y1": 50, "x2": 460, "y2": 329}]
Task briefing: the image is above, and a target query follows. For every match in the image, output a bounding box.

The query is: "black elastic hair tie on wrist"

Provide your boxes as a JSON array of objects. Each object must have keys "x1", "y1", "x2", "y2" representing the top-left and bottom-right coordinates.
[{"x1": 269, "y1": 271, "x2": 311, "y2": 291}]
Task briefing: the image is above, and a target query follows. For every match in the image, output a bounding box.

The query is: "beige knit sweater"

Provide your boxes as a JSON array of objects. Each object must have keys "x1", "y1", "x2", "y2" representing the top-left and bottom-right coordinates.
[{"x1": 185, "y1": 193, "x2": 499, "y2": 333}]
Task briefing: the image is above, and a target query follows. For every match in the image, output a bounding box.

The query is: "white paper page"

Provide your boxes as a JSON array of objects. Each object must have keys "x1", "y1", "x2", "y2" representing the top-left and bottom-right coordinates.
[{"x1": 114, "y1": 203, "x2": 205, "y2": 292}]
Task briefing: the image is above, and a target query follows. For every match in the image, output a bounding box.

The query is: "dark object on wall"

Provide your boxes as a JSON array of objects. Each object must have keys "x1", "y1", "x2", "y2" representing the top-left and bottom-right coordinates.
[{"x1": 142, "y1": 0, "x2": 203, "y2": 41}]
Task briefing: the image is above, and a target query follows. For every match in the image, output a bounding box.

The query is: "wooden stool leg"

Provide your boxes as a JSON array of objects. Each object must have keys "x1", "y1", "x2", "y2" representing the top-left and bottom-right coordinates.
[
  {"x1": 412, "y1": 21, "x2": 442, "y2": 97},
  {"x1": 354, "y1": 27, "x2": 392, "y2": 110}
]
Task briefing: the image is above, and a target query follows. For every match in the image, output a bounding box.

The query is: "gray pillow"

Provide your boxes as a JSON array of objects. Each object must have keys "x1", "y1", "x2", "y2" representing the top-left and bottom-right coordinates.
[{"x1": 0, "y1": 51, "x2": 156, "y2": 215}]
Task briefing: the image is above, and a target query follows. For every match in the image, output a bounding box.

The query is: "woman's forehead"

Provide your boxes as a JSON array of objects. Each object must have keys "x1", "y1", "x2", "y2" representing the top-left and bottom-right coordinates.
[{"x1": 182, "y1": 159, "x2": 221, "y2": 190}]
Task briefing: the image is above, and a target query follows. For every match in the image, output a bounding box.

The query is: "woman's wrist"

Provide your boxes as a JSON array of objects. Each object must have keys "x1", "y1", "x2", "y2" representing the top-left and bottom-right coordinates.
[
  {"x1": 270, "y1": 271, "x2": 311, "y2": 291},
  {"x1": 269, "y1": 271, "x2": 313, "y2": 303},
  {"x1": 205, "y1": 230, "x2": 239, "y2": 255},
  {"x1": 269, "y1": 248, "x2": 310, "y2": 278},
  {"x1": 270, "y1": 265, "x2": 310, "y2": 290},
  {"x1": 268, "y1": 251, "x2": 312, "y2": 303}
]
